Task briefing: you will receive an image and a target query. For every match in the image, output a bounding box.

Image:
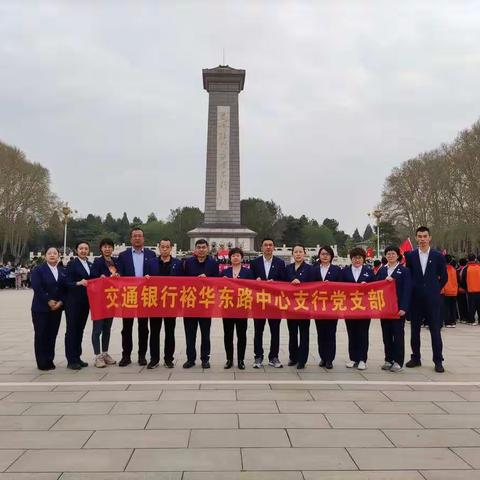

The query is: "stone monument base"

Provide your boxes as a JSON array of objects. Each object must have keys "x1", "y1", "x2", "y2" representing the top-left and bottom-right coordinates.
[{"x1": 188, "y1": 224, "x2": 256, "y2": 252}]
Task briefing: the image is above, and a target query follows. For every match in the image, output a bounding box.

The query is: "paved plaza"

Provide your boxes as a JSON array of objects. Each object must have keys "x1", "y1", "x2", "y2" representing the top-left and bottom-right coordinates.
[{"x1": 1, "y1": 289, "x2": 480, "y2": 478}]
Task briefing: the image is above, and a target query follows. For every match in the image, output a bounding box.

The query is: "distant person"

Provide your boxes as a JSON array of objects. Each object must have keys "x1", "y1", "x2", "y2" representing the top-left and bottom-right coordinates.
[
  {"x1": 442, "y1": 255, "x2": 459, "y2": 328},
  {"x1": 461, "y1": 253, "x2": 480, "y2": 326},
  {"x1": 457, "y1": 258, "x2": 469, "y2": 323}
]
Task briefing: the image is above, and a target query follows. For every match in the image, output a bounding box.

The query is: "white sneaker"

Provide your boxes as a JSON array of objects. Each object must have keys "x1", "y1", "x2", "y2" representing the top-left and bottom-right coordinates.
[
  {"x1": 381, "y1": 361, "x2": 393, "y2": 371},
  {"x1": 94, "y1": 355, "x2": 106, "y2": 368},
  {"x1": 345, "y1": 360, "x2": 357, "y2": 368},
  {"x1": 268, "y1": 357, "x2": 283, "y2": 368},
  {"x1": 390, "y1": 362, "x2": 403, "y2": 372},
  {"x1": 253, "y1": 358, "x2": 263, "y2": 369},
  {"x1": 102, "y1": 353, "x2": 116, "y2": 365},
  {"x1": 357, "y1": 361, "x2": 367, "y2": 370}
]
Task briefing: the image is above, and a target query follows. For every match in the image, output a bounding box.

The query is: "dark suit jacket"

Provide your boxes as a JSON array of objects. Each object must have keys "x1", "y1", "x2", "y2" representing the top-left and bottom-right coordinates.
[
  {"x1": 90, "y1": 256, "x2": 119, "y2": 278},
  {"x1": 183, "y1": 256, "x2": 219, "y2": 277},
  {"x1": 117, "y1": 248, "x2": 157, "y2": 277},
  {"x1": 249, "y1": 255, "x2": 286, "y2": 281},
  {"x1": 405, "y1": 249, "x2": 448, "y2": 305},
  {"x1": 65, "y1": 257, "x2": 93, "y2": 304},
  {"x1": 222, "y1": 266, "x2": 254, "y2": 279},
  {"x1": 31, "y1": 262, "x2": 66, "y2": 313},
  {"x1": 375, "y1": 263, "x2": 412, "y2": 313},
  {"x1": 341, "y1": 265, "x2": 375, "y2": 284},
  {"x1": 285, "y1": 262, "x2": 313, "y2": 283},
  {"x1": 148, "y1": 257, "x2": 184, "y2": 276},
  {"x1": 311, "y1": 263, "x2": 342, "y2": 282}
]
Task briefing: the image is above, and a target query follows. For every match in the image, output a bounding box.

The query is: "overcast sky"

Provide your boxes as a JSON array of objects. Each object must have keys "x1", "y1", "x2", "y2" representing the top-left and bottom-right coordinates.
[{"x1": 1, "y1": 1, "x2": 479, "y2": 235}]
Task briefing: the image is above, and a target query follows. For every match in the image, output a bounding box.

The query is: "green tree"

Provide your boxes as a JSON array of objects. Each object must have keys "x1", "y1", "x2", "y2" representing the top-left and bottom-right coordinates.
[
  {"x1": 167, "y1": 206, "x2": 204, "y2": 250},
  {"x1": 363, "y1": 224, "x2": 374, "y2": 241},
  {"x1": 352, "y1": 228, "x2": 362, "y2": 244},
  {"x1": 146, "y1": 212, "x2": 158, "y2": 223}
]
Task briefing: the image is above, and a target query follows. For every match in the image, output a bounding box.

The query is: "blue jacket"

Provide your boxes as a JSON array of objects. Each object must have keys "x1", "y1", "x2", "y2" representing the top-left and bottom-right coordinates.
[
  {"x1": 341, "y1": 265, "x2": 375, "y2": 284},
  {"x1": 285, "y1": 262, "x2": 313, "y2": 283},
  {"x1": 375, "y1": 263, "x2": 412, "y2": 313},
  {"x1": 31, "y1": 262, "x2": 66, "y2": 313},
  {"x1": 184, "y1": 256, "x2": 219, "y2": 277},
  {"x1": 222, "y1": 266, "x2": 254, "y2": 279},
  {"x1": 249, "y1": 255, "x2": 286, "y2": 281},
  {"x1": 117, "y1": 247, "x2": 157, "y2": 277},
  {"x1": 148, "y1": 257, "x2": 184, "y2": 276},
  {"x1": 311, "y1": 263, "x2": 342, "y2": 282},
  {"x1": 65, "y1": 257, "x2": 93, "y2": 304},
  {"x1": 90, "y1": 256, "x2": 119, "y2": 278},
  {"x1": 405, "y1": 249, "x2": 448, "y2": 305}
]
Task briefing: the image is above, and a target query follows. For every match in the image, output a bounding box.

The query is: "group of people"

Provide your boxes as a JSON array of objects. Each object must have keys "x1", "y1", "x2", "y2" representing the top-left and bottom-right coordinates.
[
  {"x1": 0, "y1": 264, "x2": 31, "y2": 289},
  {"x1": 30, "y1": 225, "x2": 451, "y2": 373}
]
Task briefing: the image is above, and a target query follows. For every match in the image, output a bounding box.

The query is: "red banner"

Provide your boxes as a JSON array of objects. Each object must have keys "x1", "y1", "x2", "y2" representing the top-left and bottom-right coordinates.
[{"x1": 87, "y1": 277, "x2": 399, "y2": 320}]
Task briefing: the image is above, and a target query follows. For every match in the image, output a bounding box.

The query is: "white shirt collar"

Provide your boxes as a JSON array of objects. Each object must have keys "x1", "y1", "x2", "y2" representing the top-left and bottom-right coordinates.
[{"x1": 47, "y1": 263, "x2": 58, "y2": 281}]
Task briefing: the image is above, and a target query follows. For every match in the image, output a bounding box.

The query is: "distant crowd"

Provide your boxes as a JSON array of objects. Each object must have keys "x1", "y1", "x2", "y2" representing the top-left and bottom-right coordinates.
[{"x1": 0, "y1": 264, "x2": 32, "y2": 289}]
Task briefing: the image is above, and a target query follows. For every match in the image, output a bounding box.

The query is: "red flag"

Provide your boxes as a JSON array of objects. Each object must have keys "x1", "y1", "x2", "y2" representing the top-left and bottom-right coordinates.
[
  {"x1": 366, "y1": 247, "x2": 374, "y2": 258},
  {"x1": 399, "y1": 237, "x2": 413, "y2": 264}
]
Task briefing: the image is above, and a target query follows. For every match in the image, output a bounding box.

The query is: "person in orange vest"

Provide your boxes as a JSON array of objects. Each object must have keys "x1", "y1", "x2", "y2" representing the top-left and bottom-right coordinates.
[
  {"x1": 442, "y1": 255, "x2": 459, "y2": 328},
  {"x1": 460, "y1": 254, "x2": 480, "y2": 325},
  {"x1": 457, "y1": 258, "x2": 469, "y2": 323}
]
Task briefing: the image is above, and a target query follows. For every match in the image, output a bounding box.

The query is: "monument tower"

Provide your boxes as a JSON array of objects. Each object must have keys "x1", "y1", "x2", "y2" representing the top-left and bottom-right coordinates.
[{"x1": 188, "y1": 65, "x2": 256, "y2": 251}]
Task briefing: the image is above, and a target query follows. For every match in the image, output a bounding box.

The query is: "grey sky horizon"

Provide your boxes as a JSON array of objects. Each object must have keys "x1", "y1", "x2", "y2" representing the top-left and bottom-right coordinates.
[{"x1": 1, "y1": 1, "x2": 479, "y2": 235}]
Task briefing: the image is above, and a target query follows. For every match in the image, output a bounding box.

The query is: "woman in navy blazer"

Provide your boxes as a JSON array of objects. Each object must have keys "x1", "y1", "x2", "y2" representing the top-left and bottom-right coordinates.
[
  {"x1": 31, "y1": 247, "x2": 66, "y2": 370},
  {"x1": 64, "y1": 241, "x2": 93, "y2": 370},
  {"x1": 90, "y1": 238, "x2": 119, "y2": 368},
  {"x1": 341, "y1": 247, "x2": 375, "y2": 370},
  {"x1": 285, "y1": 244, "x2": 313, "y2": 369},
  {"x1": 376, "y1": 246, "x2": 412, "y2": 371},
  {"x1": 222, "y1": 247, "x2": 254, "y2": 370},
  {"x1": 311, "y1": 245, "x2": 342, "y2": 369}
]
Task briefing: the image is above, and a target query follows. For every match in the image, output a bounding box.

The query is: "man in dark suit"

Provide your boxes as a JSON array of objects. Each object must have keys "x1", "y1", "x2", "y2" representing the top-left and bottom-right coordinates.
[
  {"x1": 249, "y1": 238, "x2": 286, "y2": 368},
  {"x1": 117, "y1": 227, "x2": 157, "y2": 367},
  {"x1": 405, "y1": 226, "x2": 448, "y2": 372}
]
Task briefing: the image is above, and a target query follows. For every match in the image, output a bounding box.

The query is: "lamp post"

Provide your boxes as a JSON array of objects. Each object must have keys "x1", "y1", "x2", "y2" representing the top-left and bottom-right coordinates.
[
  {"x1": 368, "y1": 209, "x2": 383, "y2": 259},
  {"x1": 61, "y1": 203, "x2": 73, "y2": 264}
]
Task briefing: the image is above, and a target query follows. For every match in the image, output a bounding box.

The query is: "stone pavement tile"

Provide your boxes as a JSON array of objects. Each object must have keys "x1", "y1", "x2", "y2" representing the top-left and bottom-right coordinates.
[
  {"x1": 384, "y1": 429, "x2": 480, "y2": 447},
  {"x1": 361, "y1": 373, "x2": 431, "y2": 382},
  {"x1": 383, "y1": 390, "x2": 465, "y2": 401},
  {"x1": 196, "y1": 401, "x2": 278, "y2": 413},
  {"x1": 0, "y1": 451, "x2": 24, "y2": 472},
  {"x1": 309, "y1": 390, "x2": 389, "y2": 401},
  {"x1": 110, "y1": 400, "x2": 195, "y2": 414},
  {"x1": 236, "y1": 390, "x2": 312, "y2": 400},
  {"x1": 101, "y1": 374, "x2": 169, "y2": 382},
  {"x1": 303, "y1": 472, "x2": 423, "y2": 480},
  {"x1": 0, "y1": 430, "x2": 91, "y2": 448},
  {"x1": 270, "y1": 383, "x2": 341, "y2": 390},
  {"x1": 239, "y1": 413, "x2": 329, "y2": 429},
  {"x1": 242, "y1": 447, "x2": 356, "y2": 470},
  {"x1": 126, "y1": 448, "x2": 242, "y2": 471},
  {"x1": 235, "y1": 373, "x2": 300, "y2": 381},
  {"x1": 288, "y1": 428, "x2": 391, "y2": 447},
  {"x1": 80, "y1": 390, "x2": 161, "y2": 402},
  {"x1": 348, "y1": 447, "x2": 471, "y2": 470},
  {"x1": 183, "y1": 473, "x2": 303, "y2": 480},
  {"x1": 201, "y1": 383, "x2": 270, "y2": 390},
  {"x1": 52, "y1": 414, "x2": 149, "y2": 430},
  {"x1": 189, "y1": 429, "x2": 290, "y2": 447},
  {"x1": 60, "y1": 474, "x2": 181, "y2": 480},
  {"x1": 33, "y1": 374, "x2": 105, "y2": 382},
  {"x1": 356, "y1": 401, "x2": 444, "y2": 414},
  {"x1": 2, "y1": 391, "x2": 85, "y2": 402},
  {"x1": 161, "y1": 390, "x2": 236, "y2": 400},
  {"x1": 147, "y1": 413, "x2": 237, "y2": 429},
  {"x1": 24, "y1": 401, "x2": 114, "y2": 415},
  {"x1": 128, "y1": 383, "x2": 198, "y2": 391},
  {"x1": 457, "y1": 391, "x2": 480, "y2": 401},
  {"x1": 0, "y1": 393, "x2": 11, "y2": 400},
  {"x1": 339, "y1": 384, "x2": 411, "y2": 391},
  {"x1": 410, "y1": 384, "x2": 480, "y2": 391},
  {"x1": 0, "y1": 474, "x2": 60, "y2": 480},
  {"x1": 0, "y1": 404, "x2": 31, "y2": 415},
  {"x1": 8, "y1": 449, "x2": 132, "y2": 472},
  {"x1": 169, "y1": 373, "x2": 235, "y2": 381},
  {"x1": 54, "y1": 384, "x2": 128, "y2": 391},
  {"x1": 0, "y1": 415, "x2": 60, "y2": 430},
  {"x1": 452, "y1": 448, "x2": 480, "y2": 468},
  {"x1": 0, "y1": 385, "x2": 53, "y2": 392},
  {"x1": 436, "y1": 402, "x2": 480, "y2": 414},
  {"x1": 0, "y1": 375, "x2": 37, "y2": 382},
  {"x1": 85, "y1": 429, "x2": 189, "y2": 448},
  {"x1": 413, "y1": 415, "x2": 480, "y2": 428},
  {"x1": 298, "y1": 372, "x2": 365, "y2": 381},
  {"x1": 326, "y1": 414, "x2": 422, "y2": 429},
  {"x1": 421, "y1": 470, "x2": 480, "y2": 479},
  {"x1": 277, "y1": 400, "x2": 361, "y2": 413}
]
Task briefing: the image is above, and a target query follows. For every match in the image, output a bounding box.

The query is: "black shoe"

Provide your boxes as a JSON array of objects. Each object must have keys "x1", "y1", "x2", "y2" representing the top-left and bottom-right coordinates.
[
  {"x1": 118, "y1": 357, "x2": 131, "y2": 367},
  {"x1": 238, "y1": 361, "x2": 245, "y2": 370},
  {"x1": 435, "y1": 363, "x2": 445, "y2": 373},
  {"x1": 224, "y1": 360, "x2": 233, "y2": 369},
  {"x1": 183, "y1": 360, "x2": 195, "y2": 369},
  {"x1": 319, "y1": 360, "x2": 326, "y2": 367},
  {"x1": 202, "y1": 361, "x2": 211, "y2": 369},
  {"x1": 147, "y1": 361, "x2": 159, "y2": 369},
  {"x1": 67, "y1": 363, "x2": 82, "y2": 370},
  {"x1": 288, "y1": 360, "x2": 297, "y2": 366},
  {"x1": 164, "y1": 361, "x2": 174, "y2": 369},
  {"x1": 138, "y1": 356, "x2": 147, "y2": 366},
  {"x1": 405, "y1": 359, "x2": 421, "y2": 368},
  {"x1": 297, "y1": 363, "x2": 305, "y2": 370},
  {"x1": 37, "y1": 365, "x2": 51, "y2": 371},
  {"x1": 325, "y1": 362, "x2": 333, "y2": 369},
  {"x1": 48, "y1": 362, "x2": 56, "y2": 370},
  {"x1": 78, "y1": 359, "x2": 88, "y2": 368}
]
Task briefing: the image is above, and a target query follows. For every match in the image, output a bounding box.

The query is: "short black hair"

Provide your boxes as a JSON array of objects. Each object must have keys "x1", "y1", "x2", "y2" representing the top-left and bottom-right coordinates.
[
  {"x1": 261, "y1": 237, "x2": 275, "y2": 246},
  {"x1": 468, "y1": 253, "x2": 477, "y2": 262},
  {"x1": 44, "y1": 246, "x2": 59, "y2": 255},
  {"x1": 349, "y1": 247, "x2": 366, "y2": 260},
  {"x1": 228, "y1": 247, "x2": 244, "y2": 259},
  {"x1": 291, "y1": 243, "x2": 306, "y2": 254},
  {"x1": 384, "y1": 245, "x2": 402, "y2": 262},
  {"x1": 416, "y1": 226, "x2": 430, "y2": 235},
  {"x1": 318, "y1": 245, "x2": 334, "y2": 260},
  {"x1": 159, "y1": 238, "x2": 172, "y2": 246},
  {"x1": 99, "y1": 238, "x2": 114, "y2": 249},
  {"x1": 459, "y1": 257, "x2": 468, "y2": 266},
  {"x1": 130, "y1": 227, "x2": 144, "y2": 236},
  {"x1": 195, "y1": 238, "x2": 208, "y2": 247},
  {"x1": 75, "y1": 241, "x2": 90, "y2": 250}
]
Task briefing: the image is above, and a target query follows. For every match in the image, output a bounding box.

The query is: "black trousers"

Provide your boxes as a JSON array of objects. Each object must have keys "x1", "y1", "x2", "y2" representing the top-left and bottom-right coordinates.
[
  {"x1": 410, "y1": 299, "x2": 443, "y2": 364},
  {"x1": 287, "y1": 319, "x2": 310, "y2": 365},
  {"x1": 443, "y1": 296, "x2": 458, "y2": 325},
  {"x1": 468, "y1": 292, "x2": 480, "y2": 323},
  {"x1": 345, "y1": 319, "x2": 371, "y2": 363},
  {"x1": 458, "y1": 292, "x2": 469, "y2": 322},
  {"x1": 121, "y1": 318, "x2": 149, "y2": 359},
  {"x1": 184, "y1": 317, "x2": 211, "y2": 362},
  {"x1": 149, "y1": 317, "x2": 176, "y2": 364},
  {"x1": 381, "y1": 317, "x2": 405, "y2": 366},
  {"x1": 32, "y1": 310, "x2": 62, "y2": 369},
  {"x1": 253, "y1": 318, "x2": 281, "y2": 361},
  {"x1": 315, "y1": 319, "x2": 338, "y2": 364},
  {"x1": 223, "y1": 318, "x2": 248, "y2": 362},
  {"x1": 65, "y1": 300, "x2": 90, "y2": 364}
]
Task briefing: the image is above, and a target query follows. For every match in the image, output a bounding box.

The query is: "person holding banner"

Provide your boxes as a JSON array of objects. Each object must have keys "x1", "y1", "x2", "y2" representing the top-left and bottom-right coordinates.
[
  {"x1": 222, "y1": 247, "x2": 253, "y2": 370},
  {"x1": 147, "y1": 238, "x2": 183, "y2": 369},
  {"x1": 250, "y1": 238, "x2": 286, "y2": 369},
  {"x1": 375, "y1": 246, "x2": 411, "y2": 372},
  {"x1": 285, "y1": 244, "x2": 313, "y2": 369},
  {"x1": 65, "y1": 241, "x2": 93, "y2": 370},
  {"x1": 183, "y1": 239, "x2": 219, "y2": 369},
  {"x1": 90, "y1": 238, "x2": 118, "y2": 368},
  {"x1": 311, "y1": 245, "x2": 342, "y2": 369},
  {"x1": 117, "y1": 228, "x2": 157, "y2": 367},
  {"x1": 342, "y1": 247, "x2": 374, "y2": 370},
  {"x1": 31, "y1": 247, "x2": 66, "y2": 370}
]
